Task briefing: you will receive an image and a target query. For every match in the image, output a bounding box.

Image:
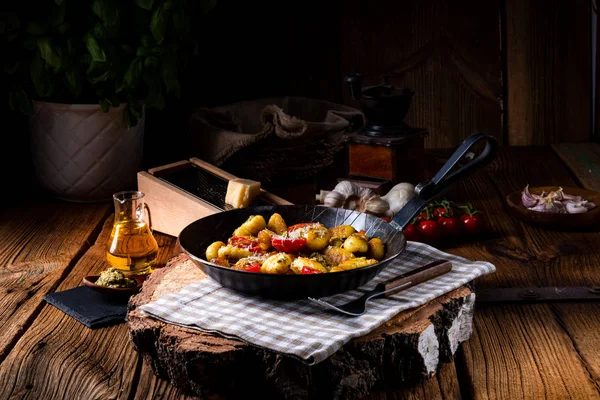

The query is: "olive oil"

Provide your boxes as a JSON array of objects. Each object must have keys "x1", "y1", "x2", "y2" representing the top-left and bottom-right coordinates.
[{"x1": 106, "y1": 218, "x2": 159, "y2": 275}]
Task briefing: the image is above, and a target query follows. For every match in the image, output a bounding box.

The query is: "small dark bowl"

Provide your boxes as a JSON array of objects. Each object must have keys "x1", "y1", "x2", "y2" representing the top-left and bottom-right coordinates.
[
  {"x1": 82, "y1": 274, "x2": 147, "y2": 294},
  {"x1": 506, "y1": 186, "x2": 600, "y2": 230},
  {"x1": 360, "y1": 86, "x2": 414, "y2": 126}
]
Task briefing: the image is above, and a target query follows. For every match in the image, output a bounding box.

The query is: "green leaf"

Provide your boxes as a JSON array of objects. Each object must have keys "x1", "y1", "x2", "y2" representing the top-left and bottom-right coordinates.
[
  {"x1": 99, "y1": 99, "x2": 110, "y2": 112},
  {"x1": 92, "y1": 0, "x2": 120, "y2": 37},
  {"x1": 143, "y1": 56, "x2": 159, "y2": 70},
  {"x1": 141, "y1": 34, "x2": 154, "y2": 48},
  {"x1": 26, "y1": 22, "x2": 46, "y2": 35},
  {"x1": 36, "y1": 37, "x2": 62, "y2": 70},
  {"x1": 128, "y1": 99, "x2": 142, "y2": 119},
  {"x1": 150, "y1": 4, "x2": 167, "y2": 44},
  {"x1": 161, "y1": 54, "x2": 180, "y2": 97},
  {"x1": 124, "y1": 105, "x2": 138, "y2": 128},
  {"x1": 57, "y1": 22, "x2": 70, "y2": 35},
  {"x1": 92, "y1": 23, "x2": 106, "y2": 40},
  {"x1": 120, "y1": 44, "x2": 134, "y2": 55},
  {"x1": 145, "y1": 83, "x2": 165, "y2": 110},
  {"x1": 89, "y1": 70, "x2": 110, "y2": 84},
  {"x1": 51, "y1": 1, "x2": 66, "y2": 27},
  {"x1": 65, "y1": 69, "x2": 82, "y2": 97},
  {"x1": 108, "y1": 96, "x2": 120, "y2": 108},
  {"x1": 85, "y1": 35, "x2": 106, "y2": 62},
  {"x1": 135, "y1": 0, "x2": 153, "y2": 10},
  {"x1": 136, "y1": 46, "x2": 150, "y2": 57},
  {"x1": 67, "y1": 39, "x2": 75, "y2": 55},
  {"x1": 86, "y1": 60, "x2": 101, "y2": 75},
  {"x1": 124, "y1": 57, "x2": 142, "y2": 88}
]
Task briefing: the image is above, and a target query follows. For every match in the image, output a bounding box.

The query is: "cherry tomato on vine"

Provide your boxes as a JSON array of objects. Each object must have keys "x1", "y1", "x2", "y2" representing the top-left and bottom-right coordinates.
[
  {"x1": 433, "y1": 206, "x2": 453, "y2": 218},
  {"x1": 437, "y1": 215, "x2": 462, "y2": 237},
  {"x1": 403, "y1": 223, "x2": 421, "y2": 242},
  {"x1": 460, "y1": 212, "x2": 486, "y2": 235},
  {"x1": 418, "y1": 220, "x2": 441, "y2": 245}
]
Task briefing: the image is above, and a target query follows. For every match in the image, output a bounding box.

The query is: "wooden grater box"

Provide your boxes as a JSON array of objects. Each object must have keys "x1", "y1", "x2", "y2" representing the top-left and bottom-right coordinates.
[{"x1": 137, "y1": 157, "x2": 293, "y2": 238}]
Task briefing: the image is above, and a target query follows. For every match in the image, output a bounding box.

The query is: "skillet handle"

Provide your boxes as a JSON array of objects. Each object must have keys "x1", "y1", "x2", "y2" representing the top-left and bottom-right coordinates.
[
  {"x1": 376, "y1": 260, "x2": 453, "y2": 296},
  {"x1": 391, "y1": 133, "x2": 498, "y2": 230}
]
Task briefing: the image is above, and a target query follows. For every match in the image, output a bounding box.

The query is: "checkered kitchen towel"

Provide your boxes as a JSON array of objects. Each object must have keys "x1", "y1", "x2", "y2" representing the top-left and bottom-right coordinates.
[{"x1": 138, "y1": 241, "x2": 495, "y2": 365}]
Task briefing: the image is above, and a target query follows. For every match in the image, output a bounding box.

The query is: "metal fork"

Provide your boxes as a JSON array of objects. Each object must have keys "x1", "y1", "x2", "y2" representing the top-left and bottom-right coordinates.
[{"x1": 308, "y1": 260, "x2": 453, "y2": 316}]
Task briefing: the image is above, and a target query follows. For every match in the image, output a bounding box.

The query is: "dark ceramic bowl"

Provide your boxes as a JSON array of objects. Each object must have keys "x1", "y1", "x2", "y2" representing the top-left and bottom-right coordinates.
[
  {"x1": 506, "y1": 186, "x2": 600, "y2": 230},
  {"x1": 179, "y1": 205, "x2": 407, "y2": 300}
]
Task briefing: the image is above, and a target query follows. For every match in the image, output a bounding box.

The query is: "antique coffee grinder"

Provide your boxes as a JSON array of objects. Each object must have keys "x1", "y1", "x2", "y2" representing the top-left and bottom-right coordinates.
[{"x1": 343, "y1": 73, "x2": 427, "y2": 188}]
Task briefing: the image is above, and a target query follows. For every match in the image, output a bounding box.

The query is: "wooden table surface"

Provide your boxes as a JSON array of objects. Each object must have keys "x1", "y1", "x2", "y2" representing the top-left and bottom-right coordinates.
[{"x1": 1, "y1": 145, "x2": 600, "y2": 399}]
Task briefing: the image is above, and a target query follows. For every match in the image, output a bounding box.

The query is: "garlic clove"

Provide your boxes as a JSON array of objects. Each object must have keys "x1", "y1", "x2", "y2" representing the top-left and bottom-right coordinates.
[
  {"x1": 324, "y1": 190, "x2": 346, "y2": 208},
  {"x1": 381, "y1": 182, "x2": 416, "y2": 216},
  {"x1": 364, "y1": 196, "x2": 390, "y2": 215},
  {"x1": 521, "y1": 184, "x2": 539, "y2": 208}
]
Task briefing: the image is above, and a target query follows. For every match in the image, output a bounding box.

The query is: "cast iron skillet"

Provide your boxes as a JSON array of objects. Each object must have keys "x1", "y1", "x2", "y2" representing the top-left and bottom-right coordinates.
[{"x1": 179, "y1": 133, "x2": 498, "y2": 299}]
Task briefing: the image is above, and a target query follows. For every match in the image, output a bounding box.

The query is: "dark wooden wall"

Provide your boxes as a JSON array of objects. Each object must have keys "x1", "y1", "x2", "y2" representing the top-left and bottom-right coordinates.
[
  {"x1": 167, "y1": 0, "x2": 593, "y2": 156},
  {"x1": 2, "y1": 0, "x2": 595, "y2": 178}
]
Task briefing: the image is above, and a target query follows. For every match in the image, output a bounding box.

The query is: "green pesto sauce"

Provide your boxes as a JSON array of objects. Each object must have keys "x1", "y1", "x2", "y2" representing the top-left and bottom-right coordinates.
[{"x1": 96, "y1": 267, "x2": 136, "y2": 288}]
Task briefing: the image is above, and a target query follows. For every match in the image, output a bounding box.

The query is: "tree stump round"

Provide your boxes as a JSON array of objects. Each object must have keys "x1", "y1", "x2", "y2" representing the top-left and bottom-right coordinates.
[{"x1": 127, "y1": 254, "x2": 475, "y2": 399}]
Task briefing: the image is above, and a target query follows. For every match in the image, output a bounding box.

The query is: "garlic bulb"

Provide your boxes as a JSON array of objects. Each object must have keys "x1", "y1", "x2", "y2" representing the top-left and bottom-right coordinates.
[
  {"x1": 381, "y1": 182, "x2": 416, "y2": 217},
  {"x1": 324, "y1": 181, "x2": 390, "y2": 216}
]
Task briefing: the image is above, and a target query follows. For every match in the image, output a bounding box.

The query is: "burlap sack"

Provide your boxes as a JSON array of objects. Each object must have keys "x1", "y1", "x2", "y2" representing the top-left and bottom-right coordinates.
[{"x1": 189, "y1": 96, "x2": 364, "y2": 183}]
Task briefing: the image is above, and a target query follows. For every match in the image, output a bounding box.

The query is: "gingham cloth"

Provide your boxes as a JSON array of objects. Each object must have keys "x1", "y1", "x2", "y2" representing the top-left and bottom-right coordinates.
[{"x1": 138, "y1": 241, "x2": 495, "y2": 365}]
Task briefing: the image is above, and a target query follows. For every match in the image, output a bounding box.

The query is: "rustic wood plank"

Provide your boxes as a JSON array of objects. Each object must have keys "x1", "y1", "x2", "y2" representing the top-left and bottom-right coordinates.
[
  {"x1": 550, "y1": 303, "x2": 600, "y2": 390},
  {"x1": 133, "y1": 362, "x2": 200, "y2": 400},
  {"x1": 552, "y1": 143, "x2": 600, "y2": 192},
  {"x1": 340, "y1": 0, "x2": 502, "y2": 149},
  {"x1": 387, "y1": 361, "x2": 461, "y2": 400},
  {"x1": 458, "y1": 303, "x2": 600, "y2": 399},
  {"x1": 0, "y1": 216, "x2": 179, "y2": 400},
  {"x1": 505, "y1": 0, "x2": 592, "y2": 145},
  {"x1": 0, "y1": 200, "x2": 110, "y2": 363}
]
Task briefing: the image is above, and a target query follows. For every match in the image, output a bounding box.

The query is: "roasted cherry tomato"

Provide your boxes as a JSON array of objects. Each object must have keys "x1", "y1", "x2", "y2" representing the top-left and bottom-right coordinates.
[
  {"x1": 460, "y1": 212, "x2": 486, "y2": 235},
  {"x1": 228, "y1": 236, "x2": 261, "y2": 252},
  {"x1": 301, "y1": 266, "x2": 324, "y2": 274},
  {"x1": 403, "y1": 223, "x2": 421, "y2": 242},
  {"x1": 240, "y1": 262, "x2": 261, "y2": 272},
  {"x1": 271, "y1": 236, "x2": 307, "y2": 252},
  {"x1": 418, "y1": 220, "x2": 440, "y2": 245},
  {"x1": 438, "y1": 216, "x2": 462, "y2": 237},
  {"x1": 287, "y1": 223, "x2": 312, "y2": 232}
]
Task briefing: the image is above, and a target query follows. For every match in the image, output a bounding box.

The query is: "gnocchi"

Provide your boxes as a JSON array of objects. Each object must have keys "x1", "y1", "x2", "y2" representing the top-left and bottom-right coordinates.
[{"x1": 205, "y1": 213, "x2": 386, "y2": 274}]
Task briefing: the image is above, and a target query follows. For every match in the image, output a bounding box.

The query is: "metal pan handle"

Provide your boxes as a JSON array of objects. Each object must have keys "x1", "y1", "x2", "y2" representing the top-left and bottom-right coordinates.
[{"x1": 391, "y1": 132, "x2": 498, "y2": 230}]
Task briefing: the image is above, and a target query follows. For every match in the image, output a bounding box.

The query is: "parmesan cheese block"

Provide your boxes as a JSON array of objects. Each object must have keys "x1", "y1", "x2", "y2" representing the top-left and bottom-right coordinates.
[{"x1": 225, "y1": 178, "x2": 261, "y2": 208}]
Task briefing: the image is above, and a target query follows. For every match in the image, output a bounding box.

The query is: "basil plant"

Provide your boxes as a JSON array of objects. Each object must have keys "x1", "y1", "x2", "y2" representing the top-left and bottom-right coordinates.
[{"x1": 2, "y1": 0, "x2": 215, "y2": 127}]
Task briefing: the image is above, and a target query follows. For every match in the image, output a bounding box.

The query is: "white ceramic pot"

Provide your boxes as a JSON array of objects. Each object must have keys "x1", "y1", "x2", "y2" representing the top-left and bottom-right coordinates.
[{"x1": 30, "y1": 100, "x2": 145, "y2": 202}]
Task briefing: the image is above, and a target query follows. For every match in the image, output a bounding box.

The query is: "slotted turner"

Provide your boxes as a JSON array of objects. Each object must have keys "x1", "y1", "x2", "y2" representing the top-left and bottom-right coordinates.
[{"x1": 308, "y1": 260, "x2": 453, "y2": 316}]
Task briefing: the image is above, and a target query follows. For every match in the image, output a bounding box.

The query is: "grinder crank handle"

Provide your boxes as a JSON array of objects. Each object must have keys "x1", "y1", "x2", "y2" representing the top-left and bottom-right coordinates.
[{"x1": 391, "y1": 133, "x2": 498, "y2": 230}]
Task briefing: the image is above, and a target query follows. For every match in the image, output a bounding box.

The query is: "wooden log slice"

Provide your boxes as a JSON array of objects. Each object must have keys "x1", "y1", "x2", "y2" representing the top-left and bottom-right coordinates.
[{"x1": 128, "y1": 254, "x2": 475, "y2": 400}]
